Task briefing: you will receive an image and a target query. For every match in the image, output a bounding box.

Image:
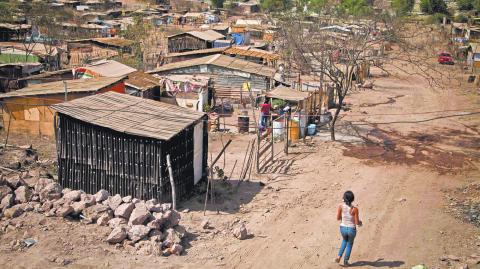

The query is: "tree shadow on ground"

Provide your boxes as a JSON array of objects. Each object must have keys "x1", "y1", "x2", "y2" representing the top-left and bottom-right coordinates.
[{"x1": 349, "y1": 259, "x2": 405, "y2": 268}]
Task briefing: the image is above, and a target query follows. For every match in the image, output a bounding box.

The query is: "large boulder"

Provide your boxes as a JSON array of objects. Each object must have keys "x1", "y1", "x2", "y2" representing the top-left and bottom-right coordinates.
[
  {"x1": 14, "y1": 186, "x2": 32, "y2": 204},
  {"x1": 80, "y1": 193, "x2": 96, "y2": 206},
  {"x1": 108, "y1": 217, "x2": 128, "y2": 229},
  {"x1": 83, "y1": 204, "x2": 109, "y2": 222},
  {"x1": 127, "y1": 225, "x2": 151, "y2": 243},
  {"x1": 34, "y1": 178, "x2": 54, "y2": 193},
  {"x1": 146, "y1": 199, "x2": 162, "y2": 213},
  {"x1": 107, "y1": 194, "x2": 123, "y2": 211},
  {"x1": 71, "y1": 201, "x2": 87, "y2": 215},
  {"x1": 0, "y1": 194, "x2": 14, "y2": 211},
  {"x1": 94, "y1": 189, "x2": 109, "y2": 203},
  {"x1": 147, "y1": 218, "x2": 165, "y2": 230},
  {"x1": 4, "y1": 204, "x2": 24, "y2": 219},
  {"x1": 163, "y1": 228, "x2": 182, "y2": 245},
  {"x1": 63, "y1": 190, "x2": 82, "y2": 202},
  {"x1": 122, "y1": 196, "x2": 132, "y2": 203},
  {"x1": 106, "y1": 227, "x2": 127, "y2": 244},
  {"x1": 97, "y1": 211, "x2": 114, "y2": 226},
  {"x1": 114, "y1": 203, "x2": 135, "y2": 219},
  {"x1": 56, "y1": 205, "x2": 74, "y2": 217},
  {"x1": 162, "y1": 210, "x2": 181, "y2": 228},
  {"x1": 0, "y1": 185, "x2": 12, "y2": 201},
  {"x1": 128, "y1": 203, "x2": 151, "y2": 226},
  {"x1": 5, "y1": 176, "x2": 25, "y2": 189},
  {"x1": 39, "y1": 182, "x2": 62, "y2": 201}
]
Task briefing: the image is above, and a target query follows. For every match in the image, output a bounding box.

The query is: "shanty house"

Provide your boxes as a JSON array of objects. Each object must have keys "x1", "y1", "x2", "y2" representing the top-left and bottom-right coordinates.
[
  {"x1": 52, "y1": 92, "x2": 207, "y2": 202},
  {"x1": 73, "y1": 59, "x2": 137, "y2": 78},
  {"x1": 124, "y1": 70, "x2": 162, "y2": 99},
  {"x1": 167, "y1": 30, "x2": 225, "y2": 53},
  {"x1": 148, "y1": 54, "x2": 276, "y2": 100},
  {"x1": 0, "y1": 77, "x2": 125, "y2": 136}
]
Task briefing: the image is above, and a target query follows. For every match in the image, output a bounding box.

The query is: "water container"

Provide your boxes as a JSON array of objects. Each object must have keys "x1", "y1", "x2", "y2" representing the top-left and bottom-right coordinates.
[
  {"x1": 238, "y1": 116, "x2": 249, "y2": 133},
  {"x1": 272, "y1": 118, "x2": 285, "y2": 140},
  {"x1": 293, "y1": 112, "x2": 307, "y2": 138},
  {"x1": 288, "y1": 120, "x2": 299, "y2": 141},
  {"x1": 307, "y1": 124, "x2": 316, "y2": 136}
]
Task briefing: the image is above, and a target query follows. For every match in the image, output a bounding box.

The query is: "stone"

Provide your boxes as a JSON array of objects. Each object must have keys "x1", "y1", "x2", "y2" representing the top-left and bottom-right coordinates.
[
  {"x1": 129, "y1": 203, "x2": 151, "y2": 226},
  {"x1": 182, "y1": 209, "x2": 190, "y2": 213},
  {"x1": 149, "y1": 229, "x2": 162, "y2": 238},
  {"x1": 162, "y1": 210, "x2": 181, "y2": 228},
  {"x1": 127, "y1": 225, "x2": 151, "y2": 243},
  {"x1": 233, "y1": 223, "x2": 248, "y2": 240},
  {"x1": 62, "y1": 188, "x2": 72, "y2": 195},
  {"x1": 63, "y1": 190, "x2": 82, "y2": 202},
  {"x1": 201, "y1": 219, "x2": 210, "y2": 229},
  {"x1": 161, "y1": 203, "x2": 172, "y2": 211},
  {"x1": 458, "y1": 264, "x2": 469, "y2": 269},
  {"x1": 34, "y1": 178, "x2": 54, "y2": 193},
  {"x1": 170, "y1": 243, "x2": 183, "y2": 256},
  {"x1": 56, "y1": 205, "x2": 74, "y2": 217},
  {"x1": 80, "y1": 193, "x2": 96, "y2": 206},
  {"x1": 131, "y1": 198, "x2": 140, "y2": 204},
  {"x1": 0, "y1": 194, "x2": 14, "y2": 210},
  {"x1": 174, "y1": 225, "x2": 187, "y2": 239},
  {"x1": 441, "y1": 255, "x2": 461, "y2": 262},
  {"x1": 83, "y1": 204, "x2": 110, "y2": 222},
  {"x1": 164, "y1": 228, "x2": 182, "y2": 245},
  {"x1": 24, "y1": 203, "x2": 35, "y2": 212},
  {"x1": 22, "y1": 175, "x2": 39, "y2": 188},
  {"x1": 71, "y1": 201, "x2": 87, "y2": 214},
  {"x1": 14, "y1": 186, "x2": 32, "y2": 204},
  {"x1": 94, "y1": 189, "x2": 109, "y2": 203},
  {"x1": 122, "y1": 196, "x2": 132, "y2": 203},
  {"x1": 108, "y1": 217, "x2": 128, "y2": 229},
  {"x1": 106, "y1": 227, "x2": 127, "y2": 244},
  {"x1": 4, "y1": 205, "x2": 24, "y2": 219},
  {"x1": 147, "y1": 218, "x2": 164, "y2": 230},
  {"x1": 40, "y1": 200, "x2": 53, "y2": 213},
  {"x1": 146, "y1": 199, "x2": 162, "y2": 213},
  {"x1": 0, "y1": 185, "x2": 12, "y2": 201},
  {"x1": 97, "y1": 211, "x2": 113, "y2": 226},
  {"x1": 6, "y1": 176, "x2": 25, "y2": 189},
  {"x1": 114, "y1": 203, "x2": 135, "y2": 219},
  {"x1": 39, "y1": 182, "x2": 62, "y2": 201},
  {"x1": 107, "y1": 194, "x2": 123, "y2": 211}
]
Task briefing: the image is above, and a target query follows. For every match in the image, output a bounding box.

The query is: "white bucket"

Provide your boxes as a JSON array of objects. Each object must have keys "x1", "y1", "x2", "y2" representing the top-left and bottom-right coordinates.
[{"x1": 273, "y1": 118, "x2": 284, "y2": 140}]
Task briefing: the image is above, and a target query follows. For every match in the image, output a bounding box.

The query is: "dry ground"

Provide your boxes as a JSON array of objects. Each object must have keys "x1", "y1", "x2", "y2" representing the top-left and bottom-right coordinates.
[{"x1": 0, "y1": 63, "x2": 479, "y2": 268}]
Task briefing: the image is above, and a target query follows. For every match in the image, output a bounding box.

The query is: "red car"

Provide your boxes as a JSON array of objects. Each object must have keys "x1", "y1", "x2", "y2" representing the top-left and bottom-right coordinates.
[{"x1": 438, "y1": 52, "x2": 454, "y2": 65}]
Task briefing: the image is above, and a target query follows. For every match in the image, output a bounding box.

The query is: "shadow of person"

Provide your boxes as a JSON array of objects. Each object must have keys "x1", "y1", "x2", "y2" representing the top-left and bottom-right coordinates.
[{"x1": 348, "y1": 259, "x2": 405, "y2": 268}]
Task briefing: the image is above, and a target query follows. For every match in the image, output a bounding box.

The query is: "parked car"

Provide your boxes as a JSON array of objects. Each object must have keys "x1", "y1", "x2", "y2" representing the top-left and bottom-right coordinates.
[{"x1": 438, "y1": 52, "x2": 454, "y2": 65}]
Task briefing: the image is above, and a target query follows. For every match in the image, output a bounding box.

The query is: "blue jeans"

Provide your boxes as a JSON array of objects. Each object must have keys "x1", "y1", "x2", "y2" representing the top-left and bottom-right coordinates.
[{"x1": 338, "y1": 226, "x2": 356, "y2": 263}]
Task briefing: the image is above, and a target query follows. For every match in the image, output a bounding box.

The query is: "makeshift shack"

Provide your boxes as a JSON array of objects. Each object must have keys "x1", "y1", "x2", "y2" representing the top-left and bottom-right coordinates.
[
  {"x1": 52, "y1": 92, "x2": 208, "y2": 202},
  {"x1": 167, "y1": 30, "x2": 225, "y2": 53},
  {"x1": 124, "y1": 70, "x2": 162, "y2": 99},
  {"x1": 156, "y1": 74, "x2": 211, "y2": 112},
  {"x1": 73, "y1": 59, "x2": 136, "y2": 78},
  {"x1": 0, "y1": 76, "x2": 125, "y2": 136}
]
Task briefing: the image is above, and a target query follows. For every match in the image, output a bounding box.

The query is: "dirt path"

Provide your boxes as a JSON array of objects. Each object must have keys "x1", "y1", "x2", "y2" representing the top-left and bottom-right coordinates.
[{"x1": 0, "y1": 66, "x2": 479, "y2": 269}]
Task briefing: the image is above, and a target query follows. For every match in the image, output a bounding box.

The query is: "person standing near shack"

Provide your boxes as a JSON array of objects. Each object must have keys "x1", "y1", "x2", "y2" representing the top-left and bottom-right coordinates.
[{"x1": 260, "y1": 99, "x2": 272, "y2": 129}]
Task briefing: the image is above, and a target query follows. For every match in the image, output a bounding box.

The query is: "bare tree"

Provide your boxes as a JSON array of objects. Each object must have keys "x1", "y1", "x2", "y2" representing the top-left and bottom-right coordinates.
[{"x1": 276, "y1": 13, "x2": 446, "y2": 140}]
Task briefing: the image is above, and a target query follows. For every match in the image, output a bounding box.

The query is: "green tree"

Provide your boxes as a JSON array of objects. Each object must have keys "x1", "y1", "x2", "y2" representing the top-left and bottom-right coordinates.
[
  {"x1": 260, "y1": 0, "x2": 292, "y2": 12},
  {"x1": 211, "y1": 0, "x2": 225, "y2": 8},
  {"x1": 337, "y1": 0, "x2": 372, "y2": 16},
  {"x1": 420, "y1": 0, "x2": 448, "y2": 14},
  {"x1": 392, "y1": 0, "x2": 415, "y2": 16},
  {"x1": 0, "y1": 1, "x2": 18, "y2": 23},
  {"x1": 457, "y1": 0, "x2": 474, "y2": 10}
]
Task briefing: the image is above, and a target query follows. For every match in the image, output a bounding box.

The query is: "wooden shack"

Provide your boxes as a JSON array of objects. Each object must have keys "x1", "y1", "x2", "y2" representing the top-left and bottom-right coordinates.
[
  {"x1": 52, "y1": 92, "x2": 208, "y2": 202},
  {"x1": 0, "y1": 76, "x2": 125, "y2": 136},
  {"x1": 167, "y1": 30, "x2": 225, "y2": 53}
]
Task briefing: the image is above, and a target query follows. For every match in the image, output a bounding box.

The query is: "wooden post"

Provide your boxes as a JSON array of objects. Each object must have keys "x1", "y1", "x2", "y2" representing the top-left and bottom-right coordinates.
[
  {"x1": 166, "y1": 154, "x2": 176, "y2": 210},
  {"x1": 270, "y1": 114, "x2": 274, "y2": 164},
  {"x1": 284, "y1": 116, "x2": 289, "y2": 155}
]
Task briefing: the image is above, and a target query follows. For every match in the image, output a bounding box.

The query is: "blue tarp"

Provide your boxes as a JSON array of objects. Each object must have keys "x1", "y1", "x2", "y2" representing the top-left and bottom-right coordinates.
[
  {"x1": 231, "y1": 33, "x2": 244, "y2": 45},
  {"x1": 213, "y1": 40, "x2": 233, "y2": 48}
]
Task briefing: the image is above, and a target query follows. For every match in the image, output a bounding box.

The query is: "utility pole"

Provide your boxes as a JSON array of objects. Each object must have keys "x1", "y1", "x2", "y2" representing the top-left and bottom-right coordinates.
[{"x1": 63, "y1": 81, "x2": 67, "y2": 101}]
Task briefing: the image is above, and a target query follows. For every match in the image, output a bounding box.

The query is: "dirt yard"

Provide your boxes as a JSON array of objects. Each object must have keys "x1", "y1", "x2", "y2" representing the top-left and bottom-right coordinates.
[{"x1": 0, "y1": 62, "x2": 479, "y2": 269}]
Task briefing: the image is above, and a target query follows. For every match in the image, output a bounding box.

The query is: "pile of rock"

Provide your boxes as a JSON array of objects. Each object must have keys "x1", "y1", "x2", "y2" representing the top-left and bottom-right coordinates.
[{"x1": 0, "y1": 175, "x2": 185, "y2": 256}]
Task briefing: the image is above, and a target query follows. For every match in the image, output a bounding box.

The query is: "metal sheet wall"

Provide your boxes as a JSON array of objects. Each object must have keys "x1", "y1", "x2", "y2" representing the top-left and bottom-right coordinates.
[{"x1": 56, "y1": 114, "x2": 202, "y2": 202}]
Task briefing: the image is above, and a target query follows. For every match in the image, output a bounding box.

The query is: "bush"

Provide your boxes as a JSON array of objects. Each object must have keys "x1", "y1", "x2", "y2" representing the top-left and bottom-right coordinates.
[
  {"x1": 454, "y1": 13, "x2": 469, "y2": 22},
  {"x1": 392, "y1": 0, "x2": 415, "y2": 16},
  {"x1": 457, "y1": 0, "x2": 474, "y2": 10},
  {"x1": 420, "y1": 0, "x2": 448, "y2": 14}
]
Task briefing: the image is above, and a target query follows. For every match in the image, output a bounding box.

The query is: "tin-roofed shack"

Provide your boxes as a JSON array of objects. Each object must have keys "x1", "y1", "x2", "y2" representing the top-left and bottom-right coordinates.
[
  {"x1": 0, "y1": 76, "x2": 125, "y2": 136},
  {"x1": 52, "y1": 92, "x2": 208, "y2": 202},
  {"x1": 148, "y1": 54, "x2": 276, "y2": 100},
  {"x1": 168, "y1": 30, "x2": 226, "y2": 53}
]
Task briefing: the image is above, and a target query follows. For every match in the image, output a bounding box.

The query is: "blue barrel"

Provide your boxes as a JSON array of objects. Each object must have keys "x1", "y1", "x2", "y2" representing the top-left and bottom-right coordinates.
[{"x1": 307, "y1": 124, "x2": 316, "y2": 136}]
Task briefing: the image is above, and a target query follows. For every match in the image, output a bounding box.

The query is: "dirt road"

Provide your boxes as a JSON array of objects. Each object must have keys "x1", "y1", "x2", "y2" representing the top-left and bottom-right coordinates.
[{"x1": 0, "y1": 65, "x2": 479, "y2": 268}]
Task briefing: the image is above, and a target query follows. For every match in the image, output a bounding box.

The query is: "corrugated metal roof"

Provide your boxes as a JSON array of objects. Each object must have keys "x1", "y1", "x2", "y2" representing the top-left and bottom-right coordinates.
[
  {"x1": 149, "y1": 54, "x2": 275, "y2": 78},
  {"x1": 125, "y1": 71, "x2": 161, "y2": 90},
  {"x1": 165, "y1": 47, "x2": 227, "y2": 58},
  {"x1": 82, "y1": 59, "x2": 137, "y2": 77},
  {"x1": 0, "y1": 77, "x2": 124, "y2": 98},
  {"x1": 169, "y1": 30, "x2": 225, "y2": 41},
  {"x1": 266, "y1": 86, "x2": 310, "y2": 101},
  {"x1": 224, "y1": 46, "x2": 279, "y2": 61},
  {"x1": 51, "y1": 91, "x2": 205, "y2": 141}
]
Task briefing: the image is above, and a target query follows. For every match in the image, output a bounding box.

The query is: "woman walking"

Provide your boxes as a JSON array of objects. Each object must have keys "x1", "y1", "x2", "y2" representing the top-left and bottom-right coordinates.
[{"x1": 336, "y1": 191, "x2": 362, "y2": 266}]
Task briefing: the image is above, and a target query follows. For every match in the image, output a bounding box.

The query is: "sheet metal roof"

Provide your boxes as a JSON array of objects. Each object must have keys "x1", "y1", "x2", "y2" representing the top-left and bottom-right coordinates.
[
  {"x1": 169, "y1": 30, "x2": 225, "y2": 41},
  {"x1": 266, "y1": 86, "x2": 310, "y2": 101},
  {"x1": 125, "y1": 71, "x2": 161, "y2": 90},
  {"x1": 224, "y1": 46, "x2": 279, "y2": 61},
  {"x1": 165, "y1": 47, "x2": 227, "y2": 58},
  {"x1": 51, "y1": 91, "x2": 205, "y2": 141},
  {"x1": 0, "y1": 77, "x2": 124, "y2": 98},
  {"x1": 149, "y1": 54, "x2": 275, "y2": 78},
  {"x1": 82, "y1": 59, "x2": 137, "y2": 77}
]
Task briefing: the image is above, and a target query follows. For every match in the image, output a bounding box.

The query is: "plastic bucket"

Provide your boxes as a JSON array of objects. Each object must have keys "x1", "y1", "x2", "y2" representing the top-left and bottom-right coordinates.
[
  {"x1": 273, "y1": 118, "x2": 284, "y2": 140},
  {"x1": 307, "y1": 124, "x2": 316, "y2": 136}
]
